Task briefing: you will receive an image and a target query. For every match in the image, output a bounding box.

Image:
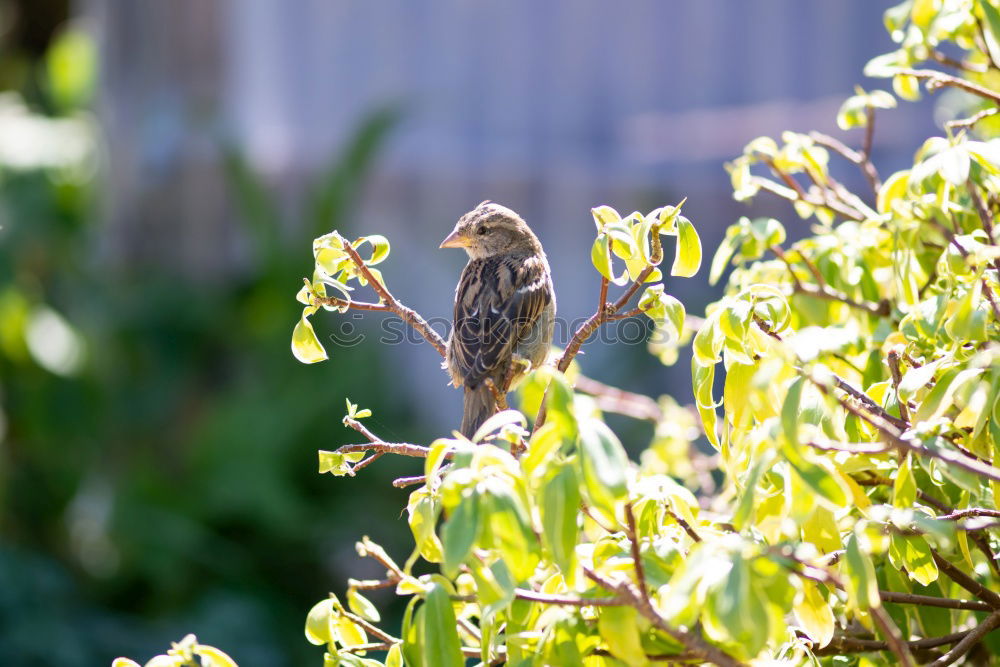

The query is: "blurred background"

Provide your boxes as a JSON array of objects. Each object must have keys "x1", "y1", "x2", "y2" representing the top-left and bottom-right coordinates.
[{"x1": 0, "y1": 1, "x2": 937, "y2": 665}]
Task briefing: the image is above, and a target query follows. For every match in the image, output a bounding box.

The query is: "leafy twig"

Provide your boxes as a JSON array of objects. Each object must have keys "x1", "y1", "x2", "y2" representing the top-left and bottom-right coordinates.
[{"x1": 322, "y1": 236, "x2": 448, "y2": 356}]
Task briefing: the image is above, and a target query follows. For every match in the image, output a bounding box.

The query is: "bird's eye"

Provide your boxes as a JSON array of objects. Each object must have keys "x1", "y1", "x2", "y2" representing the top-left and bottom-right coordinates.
[{"x1": 477, "y1": 226, "x2": 490, "y2": 235}]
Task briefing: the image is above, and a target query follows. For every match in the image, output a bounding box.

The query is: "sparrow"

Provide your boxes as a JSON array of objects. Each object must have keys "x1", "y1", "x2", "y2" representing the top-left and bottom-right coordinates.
[{"x1": 440, "y1": 201, "x2": 556, "y2": 438}]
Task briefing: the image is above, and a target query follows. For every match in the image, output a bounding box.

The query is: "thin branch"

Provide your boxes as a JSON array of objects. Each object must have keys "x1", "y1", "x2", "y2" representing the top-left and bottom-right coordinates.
[
  {"x1": 624, "y1": 503, "x2": 651, "y2": 603},
  {"x1": 814, "y1": 630, "x2": 968, "y2": 656},
  {"x1": 937, "y1": 508, "x2": 1000, "y2": 521},
  {"x1": 879, "y1": 590, "x2": 993, "y2": 612},
  {"x1": 929, "y1": 610, "x2": 1000, "y2": 667},
  {"x1": 967, "y1": 179, "x2": 1000, "y2": 276},
  {"x1": 935, "y1": 218, "x2": 1000, "y2": 322},
  {"x1": 340, "y1": 607, "x2": 401, "y2": 644},
  {"x1": 758, "y1": 157, "x2": 866, "y2": 221},
  {"x1": 870, "y1": 604, "x2": 916, "y2": 667},
  {"x1": 334, "y1": 442, "x2": 441, "y2": 459},
  {"x1": 344, "y1": 416, "x2": 381, "y2": 443},
  {"x1": 928, "y1": 49, "x2": 989, "y2": 73},
  {"x1": 892, "y1": 67, "x2": 1000, "y2": 105},
  {"x1": 392, "y1": 474, "x2": 427, "y2": 488},
  {"x1": 347, "y1": 577, "x2": 397, "y2": 591},
  {"x1": 806, "y1": 440, "x2": 892, "y2": 455},
  {"x1": 931, "y1": 549, "x2": 1000, "y2": 608},
  {"x1": 946, "y1": 106, "x2": 999, "y2": 131},
  {"x1": 812, "y1": 376, "x2": 1000, "y2": 485},
  {"x1": 832, "y1": 374, "x2": 907, "y2": 431},
  {"x1": 665, "y1": 510, "x2": 702, "y2": 543}
]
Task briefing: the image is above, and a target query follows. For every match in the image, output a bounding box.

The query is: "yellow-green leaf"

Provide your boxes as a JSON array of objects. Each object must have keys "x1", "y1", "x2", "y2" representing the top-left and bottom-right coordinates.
[
  {"x1": 292, "y1": 311, "x2": 328, "y2": 364},
  {"x1": 671, "y1": 216, "x2": 702, "y2": 277}
]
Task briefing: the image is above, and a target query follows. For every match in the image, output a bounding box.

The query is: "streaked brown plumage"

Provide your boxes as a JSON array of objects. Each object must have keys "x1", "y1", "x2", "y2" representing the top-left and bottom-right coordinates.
[{"x1": 440, "y1": 201, "x2": 556, "y2": 438}]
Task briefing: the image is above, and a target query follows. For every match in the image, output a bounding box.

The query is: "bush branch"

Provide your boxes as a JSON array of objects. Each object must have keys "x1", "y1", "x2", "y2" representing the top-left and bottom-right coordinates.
[
  {"x1": 929, "y1": 610, "x2": 1000, "y2": 666},
  {"x1": 892, "y1": 67, "x2": 1000, "y2": 105}
]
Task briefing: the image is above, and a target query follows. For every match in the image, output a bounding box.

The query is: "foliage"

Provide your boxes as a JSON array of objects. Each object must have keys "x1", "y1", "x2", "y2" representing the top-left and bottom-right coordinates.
[
  {"x1": 291, "y1": 2, "x2": 1000, "y2": 665},
  {"x1": 113, "y1": 635, "x2": 236, "y2": 667},
  {"x1": 0, "y1": 20, "x2": 410, "y2": 665}
]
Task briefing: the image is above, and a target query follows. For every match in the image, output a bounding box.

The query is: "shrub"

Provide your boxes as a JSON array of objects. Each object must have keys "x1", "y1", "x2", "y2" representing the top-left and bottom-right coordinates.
[{"x1": 285, "y1": 2, "x2": 1000, "y2": 665}]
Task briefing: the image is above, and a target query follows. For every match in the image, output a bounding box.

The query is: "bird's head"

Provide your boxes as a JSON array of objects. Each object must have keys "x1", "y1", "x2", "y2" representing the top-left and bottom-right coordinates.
[{"x1": 440, "y1": 201, "x2": 542, "y2": 259}]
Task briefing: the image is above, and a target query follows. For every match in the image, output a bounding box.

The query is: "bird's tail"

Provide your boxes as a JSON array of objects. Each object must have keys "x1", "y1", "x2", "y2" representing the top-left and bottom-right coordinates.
[{"x1": 461, "y1": 383, "x2": 496, "y2": 439}]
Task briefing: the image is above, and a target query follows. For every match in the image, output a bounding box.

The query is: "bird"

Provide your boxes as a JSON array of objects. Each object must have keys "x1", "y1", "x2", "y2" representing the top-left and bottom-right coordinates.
[{"x1": 440, "y1": 201, "x2": 556, "y2": 438}]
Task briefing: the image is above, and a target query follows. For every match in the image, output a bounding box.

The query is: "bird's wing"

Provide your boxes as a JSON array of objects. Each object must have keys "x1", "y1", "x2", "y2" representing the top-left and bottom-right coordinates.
[{"x1": 453, "y1": 254, "x2": 551, "y2": 387}]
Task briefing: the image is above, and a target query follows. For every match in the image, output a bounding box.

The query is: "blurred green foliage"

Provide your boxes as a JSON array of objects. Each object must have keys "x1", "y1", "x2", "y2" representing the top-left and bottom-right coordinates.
[{"x1": 0, "y1": 22, "x2": 415, "y2": 667}]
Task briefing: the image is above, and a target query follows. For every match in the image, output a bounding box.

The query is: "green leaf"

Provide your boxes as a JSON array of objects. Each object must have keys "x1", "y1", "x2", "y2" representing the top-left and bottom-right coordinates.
[
  {"x1": 794, "y1": 580, "x2": 834, "y2": 648},
  {"x1": 540, "y1": 463, "x2": 580, "y2": 584},
  {"x1": 576, "y1": 418, "x2": 630, "y2": 520},
  {"x1": 892, "y1": 534, "x2": 939, "y2": 586},
  {"x1": 591, "y1": 233, "x2": 613, "y2": 281},
  {"x1": 352, "y1": 234, "x2": 391, "y2": 265},
  {"x1": 893, "y1": 456, "x2": 916, "y2": 508},
  {"x1": 781, "y1": 376, "x2": 805, "y2": 446},
  {"x1": 844, "y1": 532, "x2": 880, "y2": 611},
  {"x1": 305, "y1": 598, "x2": 334, "y2": 646},
  {"x1": 978, "y1": 0, "x2": 1000, "y2": 66},
  {"x1": 597, "y1": 606, "x2": 648, "y2": 666},
  {"x1": 418, "y1": 581, "x2": 464, "y2": 667},
  {"x1": 703, "y1": 551, "x2": 768, "y2": 656},
  {"x1": 292, "y1": 310, "x2": 328, "y2": 364},
  {"x1": 484, "y1": 481, "x2": 539, "y2": 581},
  {"x1": 442, "y1": 490, "x2": 480, "y2": 577},
  {"x1": 671, "y1": 216, "x2": 702, "y2": 277},
  {"x1": 591, "y1": 205, "x2": 622, "y2": 230},
  {"x1": 347, "y1": 588, "x2": 380, "y2": 623},
  {"x1": 469, "y1": 558, "x2": 515, "y2": 618}
]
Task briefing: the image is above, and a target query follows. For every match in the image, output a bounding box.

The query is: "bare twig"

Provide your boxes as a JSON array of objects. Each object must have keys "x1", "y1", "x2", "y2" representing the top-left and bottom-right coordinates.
[
  {"x1": 665, "y1": 510, "x2": 702, "y2": 543},
  {"x1": 946, "y1": 107, "x2": 999, "y2": 131},
  {"x1": 892, "y1": 67, "x2": 1000, "y2": 105},
  {"x1": 813, "y1": 630, "x2": 968, "y2": 656},
  {"x1": 929, "y1": 610, "x2": 1000, "y2": 666},
  {"x1": 392, "y1": 474, "x2": 427, "y2": 488},
  {"x1": 931, "y1": 549, "x2": 1000, "y2": 608},
  {"x1": 341, "y1": 607, "x2": 400, "y2": 644},
  {"x1": 624, "y1": 503, "x2": 650, "y2": 602},
  {"x1": 869, "y1": 604, "x2": 916, "y2": 667},
  {"x1": 879, "y1": 590, "x2": 993, "y2": 612},
  {"x1": 928, "y1": 49, "x2": 989, "y2": 73},
  {"x1": 334, "y1": 442, "x2": 441, "y2": 459},
  {"x1": 967, "y1": 180, "x2": 1000, "y2": 276}
]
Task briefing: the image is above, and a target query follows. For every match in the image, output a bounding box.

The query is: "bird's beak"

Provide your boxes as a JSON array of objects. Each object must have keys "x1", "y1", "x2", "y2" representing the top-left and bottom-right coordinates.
[{"x1": 439, "y1": 229, "x2": 469, "y2": 249}]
